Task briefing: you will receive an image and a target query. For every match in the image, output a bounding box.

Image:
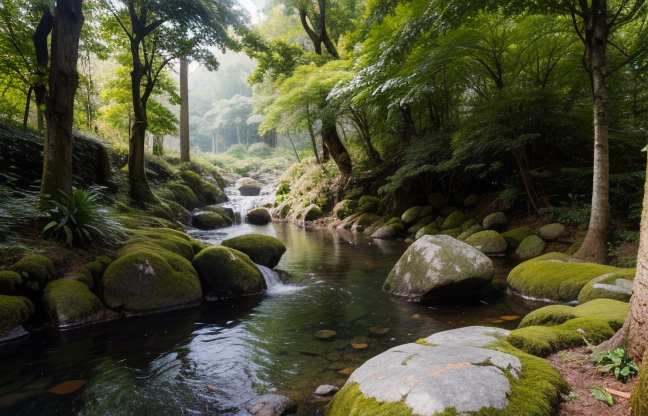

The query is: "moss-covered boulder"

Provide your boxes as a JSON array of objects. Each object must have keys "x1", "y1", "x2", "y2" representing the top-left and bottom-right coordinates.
[
  {"x1": 483, "y1": 212, "x2": 508, "y2": 231},
  {"x1": 332, "y1": 200, "x2": 357, "y2": 220},
  {"x1": 439, "y1": 206, "x2": 458, "y2": 216},
  {"x1": 164, "y1": 182, "x2": 199, "y2": 209},
  {"x1": 439, "y1": 226, "x2": 463, "y2": 238},
  {"x1": 191, "y1": 246, "x2": 266, "y2": 298},
  {"x1": 120, "y1": 228, "x2": 205, "y2": 261},
  {"x1": 0, "y1": 271, "x2": 21, "y2": 295},
  {"x1": 633, "y1": 350, "x2": 648, "y2": 416},
  {"x1": 401, "y1": 206, "x2": 422, "y2": 225},
  {"x1": 518, "y1": 298, "x2": 629, "y2": 331},
  {"x1": 384, "y1": 235, "x2": 493, "y2": 301},
  {"x1": 464, "y1": 193, "x2": 479, "y2": 207},
  {"x1": 458, "y1": 224, "x2": 483, "y2": 241},
  {"x1": 508, "y1": 317, "x2": 615, "y2": 357},
  {"x1": 247, "y1": 208, "x2": 271, "y2": 225},
  {"x1": 43, "y1": 280, "x2": 105, "y2": 328},
  {"x1": 501, "y1": 227, "x2": 532, "y2": 249},
  {"x1": 303, "y1": 204, "x2": 323, "y2": 221},
  {"x1": 419, "y1": 205, "x2": 434, "y2": 219},
  {"x1": 578, "y1": 269, "x2": 635, "y2": 303},
  {"x1": 180, "y1": 170, "x2": 227, "y2": 205},
  {"x1": 516, "y1": 235, "x2": 546, "y2": 261},
  {"x1": 357, "y1": 196, "x2": 380, "y2": 213},
  {"x1": 327, "y1": 326, "x2": 568, "y2": 416},
  {"x1": 441, "y1": 210, "x2": 465, "y2": 230},
  {"x1": 0, "y1": 295, "x2": 34, "y2": 339},
  {"x1": 202, "y1": 205, "x2": 234, "y2": 225},
  {"x1": 63, "y1": 269, "x2": 94, "y2": 289},
  {"x1": 427, "y1": 192, "x2": 445, "y2": 208},
  {"x1": 507, "y1": 253, "x2": 625, "y2": 302},
  {"x1": 192, "y1": 211, "x2": 228, "y2": 230},
  {"x1": 103, "y1": 249, "x2": 202, "y2": 312},
  {"x1": 371, "y1": 218, "x2": 405, "y2": 240},
  {"x1": 12, "y1": 254, "x2": 56, "y2": 293},
  {"x1": 166, "y1": 200, "x2": 192, "y2": 225},
  {"x1": 465, "y1": 230, "x2": 507, "y2": 254},
  {"x1": 538, "y1": 223, "x2": 566, "y2": 241},
  {"x1": 408, "y1": 216, "x2": 434, "y2": 234},
  {"x1": 352, "y1": 213, "x2": 381, "y2": 232},
  {"x1": 415, "y1": 223, "x2": 439, "y2": 240},
  {"x1": 222, "y1": 234, "x2": 287, "y2": 268}
]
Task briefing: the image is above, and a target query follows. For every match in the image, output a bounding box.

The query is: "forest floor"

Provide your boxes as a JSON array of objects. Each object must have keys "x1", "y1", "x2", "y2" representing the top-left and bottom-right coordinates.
[{"x1": 547, "y1": 347, "x2": 636, "y2": 416}]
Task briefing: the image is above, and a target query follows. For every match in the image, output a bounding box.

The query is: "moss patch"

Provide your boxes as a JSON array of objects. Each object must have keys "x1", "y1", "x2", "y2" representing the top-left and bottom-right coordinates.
[
  {"x1": 578, "y1": 268, "x2": 635, "y2": 303},
  {"x1": 247, "y1": 208, "x2": 271, "y2": 225},
  {"x1": 164, "y1": 182, "x2": 199, "y2": 209},
  {"x1": 192, "y1": 212, "x2": 228, "y2": 230},
  {"x1": 501, "y1": 227, "x2": 532, "y2": 249},
  {"x1": 221, "y1": 234, "x2": 287, "y2": 268},
  {"x1": 119, "y1": 228, "x2": 204, "y2": 261},
  {"x1": 441, "y1": 211, "x2": 465, "y2": 230},
  {"x1": 326, "y1": 382, "x2": 413, "y2": 416},
  {"x1": 508, "y1": 317, "x2": 614, "y2": 357},
  {"x1": 507, "y1": 252, "x2": 622, "y2": 302},
  {"x1": 64, "y1": 268, "x2": 94, "y2": 289},
  {"x1": 0, "y1": 271, "x2": 21, "y2": 295},
  {"x1": 191, "y1": 246, "x2": 265, "y2": 298},
  {"x1": 465, "y1": 230, "x2": 507, "y2": 253},
  {"x1": 43, "y1": 280, "x2": 104, "y2": 327},
  {"x1": 12, "y1": 254, "x2": 56, "y2": 292},
  {"x1": 357, "y1": 196, "x2": 379, "y2": 213},
  {"x1": 0, "y1": 295, "x2": 34, "y2": 337},
  {"x1": 518, "y1": 299, "x2": 629, "y2": 331}
]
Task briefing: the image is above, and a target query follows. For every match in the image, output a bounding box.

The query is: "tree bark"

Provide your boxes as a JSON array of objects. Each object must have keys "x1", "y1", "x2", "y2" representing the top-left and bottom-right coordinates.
[
  {"x1": 179, "y1": 56, "x2": 190, "y2": 162},
  {"x1": 573, "y1": 3, "x2": 610, "y2": 264},
  {"x1": 39, "y1": 0, "x2": 84, "y2": 208},
  {"x1": 321, "y1": 121, "x2": 352, "y2": 176}
]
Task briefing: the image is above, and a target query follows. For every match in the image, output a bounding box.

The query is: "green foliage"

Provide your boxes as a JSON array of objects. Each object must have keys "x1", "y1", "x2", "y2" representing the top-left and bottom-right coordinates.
[
  {"x1": 42, "y1": 188, "x2": 124, "y2": 247},
  {"x1": 539, "y1": 203, "x2": 592, "y2": 229},
  {"x1": 597, "y1": 348, "x2": 639, "y2": 383},
  {"x1": 589, "y1": 388, "x2": 614, "y2": 406},
  {"x1": 226, "y1": 143, "x2": 248, "y2": 159}
]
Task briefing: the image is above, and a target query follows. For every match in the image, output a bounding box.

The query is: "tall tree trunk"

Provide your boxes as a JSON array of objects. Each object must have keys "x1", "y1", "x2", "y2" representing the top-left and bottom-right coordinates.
[
  {"x1": 321, "y1": 121, "x2": 352, "y2": 176},
  {"x1": 573, "y1": 6, "x2": 610, "y2": 264},
  {"x1": 179, "y1": 56, "x2": 190, "y2": 162},
  {"x1": 40, "y1": 0, "x2": 84, "y2": 208},
  {"x1": 306, "y1": 109, "x2": 321, "y2": 164},
  {"x1": 33, "y1": 10, "x2": 53, "y2": 134}
]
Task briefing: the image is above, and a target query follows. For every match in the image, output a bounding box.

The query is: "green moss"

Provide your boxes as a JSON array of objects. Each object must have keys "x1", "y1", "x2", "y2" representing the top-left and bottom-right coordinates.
[
  {"x1": 439, "y1": 227, "x2": 462, "y2": 238},
  {"x1": 507, "y1": 252, "x2": 622, "y2": 302},
  {"x1": 357, "y1": 196, "x2": 380, "y2": 213},
  {"x1": 103, "y1": 248, "x2": 202, "y2": 311},
  {"x1": 202, "y1": 205, "x2": 234, "y2": 224},
  {"x1": 64, "y1": 269, "x2": 94, "y2": 288},
  {"x1": 43, "y1": 280, "x2": 104, "y2": 326},
  {"x1": 465, "y1": 230, "x2": 507, "y2": 253},
  {"x1": 408, "y1": 216, "x2": 434, "y2": 234},
  {"x1": 519, "y1": 299, "x2": 628, "y2": 331},
  {"x1": 221, "y1": 234, "x2": 287, "y2": 268},
  {"x1": 333, "y1": 200, "x2": 357, "y2": 220},
  {"x1": 192, "y1": 246, "x2": 265, "y2": 298},
  {"x1": 0, "y1": 271, "x2": 21, "y2": 295},
  {"x1": 326, "y1": 382, "x2": 413, "y2": 416},
  {"x1": 83, "y1": 260, "x2": 103, "y2": 279},
  {"x1": 247, "y1": 208, "x2": 271, "y2": 225},
  {"x1": 632, "y1": 350, "x2": 648, "y2": 416},
  {"x1": 401, "y1": 206, "x2": 422, "y2": 224},
  {"x1": 509, "y1": 317, "x2": 614, "y2": 357},
  {"x1": 458, "y1": 224, "x2": 482, "y2": 241},
  {"x1": 578, "y1": 268, "x2": 635, "y2": 303},
  {"x1": 516, "y1": 235, "x2": 546, "y2": 260},
  {"x1": 501, "y1": 227, "x2": 532, "y2": 249},
  {"x1": 12, "y1": 254, "x2": 56, "y2": 291},
  {"x1": 461, "y1": 219, "x2": 478, "y2": 231},
  {"x1": 419, "y1": 206, "x2": 434, "y2": 218},
  {"x1": 166, "y1": 200, "x2": 192, "y2": 225},
  {"x1": 384, "y1": 217, "x2": 405, "y2": 230},
  {"x1": 165, "y1": 182, "x2": 199, "y2": 209},
  {"x1": 355, "y1": 213, "x2": 379, "y2": 227},
  {"x1": 464, "y1": 194, "x2": 479, "y2": 207},
  {"x1": 192, "y1": 212, "x2": 227, "y2": 230},
  {"x1": 0, "y1": 295, "x2": 34, "y2": 337},
  {"x1": 119, "y1": 228, "x2": 202, "y2": 261},
  {"x1": 304, "y1": 204, "x2": 323, "y2": 221},
  {"x1": 441, "y1": 211, "x2": 465, "y2": 230}
]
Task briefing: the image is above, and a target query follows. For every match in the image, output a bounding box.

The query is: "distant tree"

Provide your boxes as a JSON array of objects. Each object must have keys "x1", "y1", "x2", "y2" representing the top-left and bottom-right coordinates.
[{"x1": 179, "y1": 56, "x2": 190, "y2": 162}]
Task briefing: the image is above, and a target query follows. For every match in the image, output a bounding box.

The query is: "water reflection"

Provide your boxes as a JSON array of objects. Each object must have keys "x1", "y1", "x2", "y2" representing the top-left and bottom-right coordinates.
[{"x1": 0, "y1": 223, "x2": 545, "y2": 416}]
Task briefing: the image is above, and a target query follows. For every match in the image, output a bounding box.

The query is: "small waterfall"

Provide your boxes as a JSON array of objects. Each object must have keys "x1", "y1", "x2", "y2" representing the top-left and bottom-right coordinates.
[
  {"x1": 257, "y1": 264, "x2": 303, "y2": 295},
  {"x1": 221, "y1": 188, "x2": 275, "y2": 224}
]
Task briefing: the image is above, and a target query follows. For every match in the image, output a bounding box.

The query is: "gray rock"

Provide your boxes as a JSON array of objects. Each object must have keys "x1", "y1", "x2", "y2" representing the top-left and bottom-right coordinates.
[
  {"x1": 371, "y1": 226, "x2": 398, "y2": 240},
  {"x1": 516, "y1": 235, "x2": 546, "y2": 260},
  {"x1": 538, "y1": 223, "x2": 566, "y2": 241},
  {"x1": 314, "y1": 385, "x2": 339, "y2": 397},
  {"x1": 246, "y1": 394, "x2": 297, "y2": 416},
  {"x1": 425, "y1": 326, "x2": 511, "y2": 348},
  {"x1": 464, "y1": 230, "x2": 507, "y2": 254},
  {"x1": 239, "y1": 185, "x2": 262, "y2": 196},
  {"x1": 483, "y1": 212, "x2": 508, "y2": 231},
  {"x1": 383, "y1": 235, "x2": 493, "y2": 300}
]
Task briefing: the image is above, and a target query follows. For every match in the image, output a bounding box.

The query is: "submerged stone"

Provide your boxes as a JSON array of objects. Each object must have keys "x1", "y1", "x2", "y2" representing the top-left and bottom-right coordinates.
[{"x1": 246, "y1": 394, "x2": 297, "y2": 416}]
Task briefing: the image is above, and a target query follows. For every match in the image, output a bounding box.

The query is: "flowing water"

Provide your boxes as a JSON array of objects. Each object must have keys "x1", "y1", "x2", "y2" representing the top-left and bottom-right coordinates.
[{"x1": 0, "y1": 222, "x2": 547, "y2": 416}]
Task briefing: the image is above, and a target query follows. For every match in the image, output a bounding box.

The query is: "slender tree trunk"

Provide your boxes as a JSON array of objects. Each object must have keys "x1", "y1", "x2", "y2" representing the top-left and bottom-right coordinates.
[
  {"x1": 321, "y1": 121, "x2": 352, "y2": 176},
  {"x1": 179, "y1": 56, "x2": 190, "y2": 162},
  {"x1": 153, "y1": 135, "x2": 164, "y2": 156},
  {"x1": 306, "y1": 109, "x2": 321, "y2": 164},
  {"x1": 573, "y1": 9, "x2": 610, "y2": 264},
  {"x1": 33, "y1": 10, "x2": 53, "y2": 134},
  {"x1": 39, "y1": 0, "x2": 84, "y2": 208}
]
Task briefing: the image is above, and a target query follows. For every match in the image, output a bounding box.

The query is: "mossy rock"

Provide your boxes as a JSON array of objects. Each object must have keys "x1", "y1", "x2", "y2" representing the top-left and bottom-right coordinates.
[
  {"x1": 191, "y1": 246, "x2": 265, "y2": 298},
  {"x1": 538, "y1": 223, "x2": 566, "y2": 241},
  {"x1": 83, "y1": 260, "x2": 104, "y2": 280},
  {"x1": 103, "y1": 248, "x2": 202, "y2": 312},
  {"x1": 418, "y1": 206, "x2": 434, "y2": 219},
  {"x1": 464, "y1": 194, "x2": 479, "y2": 207},
  {"x1": 501, "y1": 227, "x2": 533, "y2": 249},
  {"x1": 64, "y1": 269, "x2": 94, "y2": 289},
  {"x1": 483, "y1": 212, "x2": 508, "y2": 231},
  {"x1": 357, "y1": 196, "x2": 380, "y2": 213},
  {"x1": 578, "y1": 268, "x2": 635, "y2": 303},
  {"x1": 12, "y1": 254, "x2": 56, "y2": 292},
  {"x1": 0, "y1": 295, "x2": 34, "y2": 338},
  {"x1": 401, "y1": 206, "x2": 422, "y2": 225},
  {"x1": 441, "y1": 210, "x2": 465, "y2": 230},
  {"x1": 427, "y1": 192, "x2": 445, "y2": 208},
  {"x1": 415, "y1": 224, "x2": 440, "y2": 240},
  {"x1": 439, "y1": 206, "x2": 458, "y2": 216},
  {"x1": 461, "y1": 219, "x2": 478, "y2": 231},
  {"x1": 164, "y1": 182, "x2": 199, "y2": 210},
  {"x1": 353, "y1": 213, "x2": 381, "y2": 232},
  {"x1": 508, "y1": 317, "x2": 615, "y2": 357},
  {"x1": 180, "y1": 170, "x2": 227, "y2": 205},
  {"x1": 465, "y1": 230, "x2": 507, "y2": 254},
  {"x1": 458, "y1": 224, "x2": 483, "y2": 241},
  {"x1": 364, "y1": 218, "x2": 386, "y2": 236},
  {"x1": 247, "y1": 208, "x2": 271, "y2": 225},
  {"x1": 633, "y1": 350, "x2": 648, "y2": 416},
  {"x1": 332, "y1": 200, "x2": 357, "y2": 220},
  {"x1": 222, "y1": 234, "x2": 287, "y2": 268},
  {"x1": 303, "y1": 204, "x2": 323, "y2": 221},
  {"x1": 43, "y1": 280, "x2": 105, "y2": 327},
  {"x1": 516, "y1": 235, "x2": 546, "y2": 261},
  {"x1": 120, "y1": 228, "x2": 204, "y2": 261},
  {"x1": 518, "y1": 299, "x2": 629, "y2": 331},
  {"x1": 192, "y1": 211, "x2": 228, "y2": 230},
  {"x1": 408, "y1": 216, "x2": 434, "y2": 234},
  {"x1": 165, "y1": 200, "x2": 192, "y2": 225},
  {"x1": 0, "y1": 271, "x2": 21, "y2": 295},
  {"x1": 202, "y1": 205, "x2": 234, "y2": 225},
  {"x1": 438, "y1": 227, "x2": 463, "y2": 238},
  {"x1": 371, "y1": 218, "x2": 405, "y2": 240},
  {"x1": 507, "y1": 252, "x2": 624, "y2": 302}
]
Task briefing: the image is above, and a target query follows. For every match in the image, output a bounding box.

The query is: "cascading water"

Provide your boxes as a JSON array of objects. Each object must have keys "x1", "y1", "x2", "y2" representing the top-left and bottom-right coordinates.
[
  {"x1": 257, "y1": 264, "x2": 303, "y2": 295},
  {"x1": 221, "y1": 183, "x2": 276, "y2": 224}
]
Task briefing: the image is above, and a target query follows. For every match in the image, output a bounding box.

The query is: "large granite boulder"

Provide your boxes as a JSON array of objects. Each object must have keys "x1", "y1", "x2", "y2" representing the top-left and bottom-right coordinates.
[
  {"x1": 191, "y1": 246, "x2": 266, "y2": 298},
  {"x1": 247, "y1": 208, "x2": 272, "y2": 225},
  {"x1": 222, "y1": 234, "x2": 287, "y2": 268},
  {"x1": 383, "y1": 235, "x2": 493, "y2": 301},
  {"x1": 464, "y1": 230, "x2": 507, "y2": 254},
  {"x1": 326, "y1": 326, "x2": 568, "y2": 416},
  {"x1": 102, "y1": 248, "x2": 202, "y2": 312},
  {"x1": 43, "y1": 280, "x2": 105, "y2": 328}
]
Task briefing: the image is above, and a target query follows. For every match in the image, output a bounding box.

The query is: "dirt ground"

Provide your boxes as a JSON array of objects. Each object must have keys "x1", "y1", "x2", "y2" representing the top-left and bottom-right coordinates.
[{"x1": 547, "y1": 347, "x2": 637, "y2": 416}]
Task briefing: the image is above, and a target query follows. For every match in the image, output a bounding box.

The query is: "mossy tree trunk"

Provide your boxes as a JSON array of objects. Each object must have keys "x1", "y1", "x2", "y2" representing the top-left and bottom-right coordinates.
[
  {"x1": 179, "y1": 56, "x2": 190, "y2": 162},
  {"x1": 321, "y1": 121, "x2": 352, "y2": 176},
  {"x1": 39, "y1": 0, "x2": 84, "y2": 209}
]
